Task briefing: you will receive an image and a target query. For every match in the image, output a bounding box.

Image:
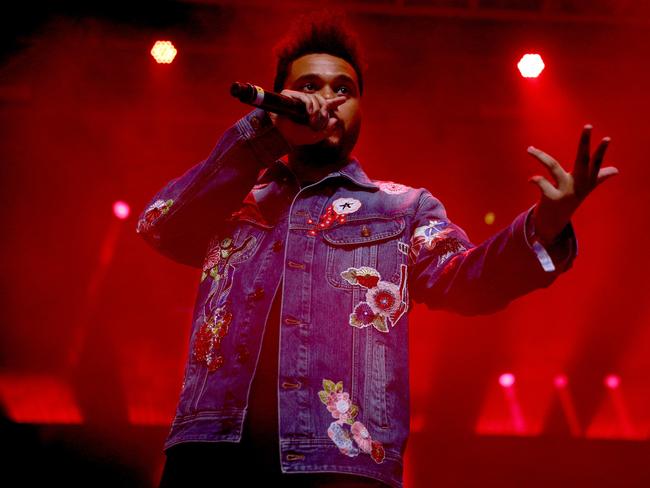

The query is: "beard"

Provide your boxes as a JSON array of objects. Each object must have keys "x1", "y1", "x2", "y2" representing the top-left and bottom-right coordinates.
[
  {"x1": 294, "y1": 139, "x2": 345, "y2": 168},
  {"x1": 294, "y1": 120, "x2": 361, "y2": 168}
]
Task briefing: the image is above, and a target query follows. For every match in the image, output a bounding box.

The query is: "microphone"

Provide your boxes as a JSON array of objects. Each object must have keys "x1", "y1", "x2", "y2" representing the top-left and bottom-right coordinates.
[{"x1": 230, "y1": 82, "x2": 309, "y2": 125}]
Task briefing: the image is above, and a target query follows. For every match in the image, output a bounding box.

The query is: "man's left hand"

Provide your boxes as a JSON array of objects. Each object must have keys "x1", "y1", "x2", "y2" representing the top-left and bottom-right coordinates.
[{"x1": 527, "y1": 124, "x2": 620, "y2": 246}]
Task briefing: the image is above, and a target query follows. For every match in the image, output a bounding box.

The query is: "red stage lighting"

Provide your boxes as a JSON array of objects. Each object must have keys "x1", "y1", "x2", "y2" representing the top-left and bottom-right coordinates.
[
  {"x1": 499, "y1": 373, "x2": 515, "y2": 388},
  {"x1": 151, "y1": 40, "x2": 177, "y2": 64},
  {"x1": 554, "y1": 374, "x2": 568, "y2": 388},
  {"x1": 113, "y1": 200, "x2": 130, "y2": 220},
  {"x1": 517, "y1": 53, "x2": 545, "y2": 78},
  {"x1": 604, "y1": 374, "x2": 621, "y2": 389}
]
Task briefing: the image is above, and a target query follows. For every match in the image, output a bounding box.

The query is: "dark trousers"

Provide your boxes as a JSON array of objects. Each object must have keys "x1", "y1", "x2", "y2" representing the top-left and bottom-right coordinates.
[{"x1": 159, "y1": 440, "x2": 389, "y2": 487}]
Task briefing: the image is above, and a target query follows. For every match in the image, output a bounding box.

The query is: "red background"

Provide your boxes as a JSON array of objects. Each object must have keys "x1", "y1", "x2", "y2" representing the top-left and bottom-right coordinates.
[{"x1": 1, "y1": 2, "x2": 648, "y2": 486}]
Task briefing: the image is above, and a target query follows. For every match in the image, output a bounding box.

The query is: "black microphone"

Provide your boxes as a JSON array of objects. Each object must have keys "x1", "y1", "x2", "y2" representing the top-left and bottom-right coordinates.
[{"x1": 230, "y1": 82, "x2": 309, "y2": 125}]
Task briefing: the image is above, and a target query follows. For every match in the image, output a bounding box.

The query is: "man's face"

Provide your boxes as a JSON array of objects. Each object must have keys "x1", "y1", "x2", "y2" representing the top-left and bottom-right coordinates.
[{"x1": 284, "y1": 53, "x2": 362, "y2": 163}]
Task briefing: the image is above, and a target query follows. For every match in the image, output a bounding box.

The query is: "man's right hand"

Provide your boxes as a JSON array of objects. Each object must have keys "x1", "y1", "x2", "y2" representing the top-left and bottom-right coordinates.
[{"x1": 269, "y1": 90, "x2": 347, "y2": 147}]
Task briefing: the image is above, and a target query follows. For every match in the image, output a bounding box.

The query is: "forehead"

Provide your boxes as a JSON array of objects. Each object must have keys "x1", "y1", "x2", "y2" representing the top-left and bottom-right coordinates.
[{"x1": 286, "y1": 53, "x2": 359, "y2": 86}]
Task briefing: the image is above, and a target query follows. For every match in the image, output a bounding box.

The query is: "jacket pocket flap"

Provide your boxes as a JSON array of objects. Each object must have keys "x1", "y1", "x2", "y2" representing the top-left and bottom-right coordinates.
[{"x1": 322, "y1": 217, "x2": 405, "y2": 245}]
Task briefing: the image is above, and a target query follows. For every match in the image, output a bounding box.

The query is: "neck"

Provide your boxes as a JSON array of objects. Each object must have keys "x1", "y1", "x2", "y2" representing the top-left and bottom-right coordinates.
[{"x1": 287, "y1": 148, "x2": 351, "y2": 186}]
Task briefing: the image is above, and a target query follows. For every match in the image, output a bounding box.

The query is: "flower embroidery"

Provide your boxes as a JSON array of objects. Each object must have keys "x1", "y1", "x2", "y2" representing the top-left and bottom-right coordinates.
[
  {"x1": 318, "y1": 379, "x2": 385, "y2": 464},
  {"x1": 201, "y1": 235, "x2": 255, "y2": 282},
  {"x1": 136, "y1": 198, "x2": 174, "y2": 234},
  {"x1": 342, "y1": 264, "x2": 409, "y2": 333},
  {"x1": 340, "y1": 267, "x2": 380, "y2": 289},
  {"x1": 375, "y1": 181, "x2": 410, "y2": 195},
  {"x1": 328, "y1": 422, "x2": 359, "y2": 457},
  {"x1": 366, "y1": 281, "x2": 401, "y2": 317},
  {"x1": 193, "y1": 305, "x2": 232, "y2": 372}
]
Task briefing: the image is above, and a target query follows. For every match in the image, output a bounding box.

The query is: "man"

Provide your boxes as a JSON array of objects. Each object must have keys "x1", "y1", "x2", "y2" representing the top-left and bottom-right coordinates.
[{"x1": 138, "y1": 13, "x2": 618, "y2": 488}]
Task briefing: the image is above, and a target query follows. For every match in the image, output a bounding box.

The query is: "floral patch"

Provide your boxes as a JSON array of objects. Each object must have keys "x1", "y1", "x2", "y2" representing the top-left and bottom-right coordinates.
[
  {"x1": 318, "y1": 379, "x2": 385, "y2": 464},
  {"x1": 136, "y1": 198, "x2": 174, "y2": 234},
  {"x1": 375, "y1": 181, "x2": 410, "y2": 195},
  {"x1": 342, "y1": 265, "x2": 408, "y2": 333},
  {"x1": 193, "y1": 305, "x2": 233, "y2": 372},
  {"x1": 201, "y1": 235, "x2": 255, "y2": 282},
  {"x1": 409, "y1": 219, "x2": 467, "y2": 266}
]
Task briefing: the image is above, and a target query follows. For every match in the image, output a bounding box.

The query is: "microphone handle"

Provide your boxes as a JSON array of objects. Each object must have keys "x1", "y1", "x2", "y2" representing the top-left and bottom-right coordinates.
[{"x1": 230, "y1": 82, "x2": 309, "y2": 125}]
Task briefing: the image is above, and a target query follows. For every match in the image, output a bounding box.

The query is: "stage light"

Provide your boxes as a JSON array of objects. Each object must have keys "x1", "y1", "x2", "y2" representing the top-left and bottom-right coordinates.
[
  {"x1": 151, "y1": 40, "x2": 177, "y2": 64},
  {"x1": 484, "y1": 211, "x2": 496, "y2": 225},
  {"x1": 113, "y1": 200, "x2": 130, "y2": 220},
  {"x1": 604, "y1": 374, "x2": 620, "y2": 389},
  {"x1": 517, "y1": 53, "x2": 545, "y2": 78},
  {"x1": 499, "y1": 373, "x2": 515, "y2": 388},
  {"x1": 554, "y1": 374, "x2": 568, "y2": 388}
]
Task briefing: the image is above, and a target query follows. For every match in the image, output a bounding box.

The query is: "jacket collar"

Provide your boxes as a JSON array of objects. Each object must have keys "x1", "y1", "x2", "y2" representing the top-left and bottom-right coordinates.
[{"x1": 257, "y1": 156, "x2": 379, "y2": 191}]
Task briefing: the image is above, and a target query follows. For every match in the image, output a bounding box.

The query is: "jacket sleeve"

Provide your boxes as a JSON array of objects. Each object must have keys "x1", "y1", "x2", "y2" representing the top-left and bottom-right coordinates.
[
  {"x1": 135, "y1": 109, "x2": 291, "y2": 268},
  {"x1": 408, "y1": 190, "x2": 578, "y2": 316}
]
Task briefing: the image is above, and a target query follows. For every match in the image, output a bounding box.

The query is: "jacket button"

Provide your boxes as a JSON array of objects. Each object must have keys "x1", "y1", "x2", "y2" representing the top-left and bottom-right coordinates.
[
  {"x1": 272, "y1": 240, "x2": 283, "y2": 252},
  {"x1": 360, "y1": 225, "x2": 372, "y2": 237},
  {"x1": 248, "y1": 287, "x2": 265, "y2": 300}
]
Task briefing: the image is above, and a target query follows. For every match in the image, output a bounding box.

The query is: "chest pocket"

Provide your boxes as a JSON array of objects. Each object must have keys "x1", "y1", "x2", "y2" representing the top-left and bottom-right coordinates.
[{"x1": 323, "y1": 217, "x2": 406, "y2": 290}]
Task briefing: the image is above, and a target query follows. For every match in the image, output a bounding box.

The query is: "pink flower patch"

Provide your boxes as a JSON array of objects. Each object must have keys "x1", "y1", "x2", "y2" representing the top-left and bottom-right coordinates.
[
  {"x1": 350, "y1": 302, "x2": 375, "y2": 327},
  {"x1": 366, "y1": 281, "x2": 401, "y2": 317},
  {"x1": 351, "y1": 421, "x2": 373, "y2": 453},
  {"x1": 318, "y1": 379, "x2": 386, "y2": 464},
  {"x1": 376, "y1": 181, "x2": 410, "y2": 195},
  {"x1": 343, "y1": 265, "x2": 409, "y2": 332},
  {"x1": 326, "y1": 392, "x2": 354, "y2": 422}
]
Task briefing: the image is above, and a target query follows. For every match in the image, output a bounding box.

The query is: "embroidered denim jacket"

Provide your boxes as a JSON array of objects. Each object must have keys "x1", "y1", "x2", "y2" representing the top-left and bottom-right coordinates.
[{"x1": 136, "y1": 109, "x2": 577, "y2": 488}]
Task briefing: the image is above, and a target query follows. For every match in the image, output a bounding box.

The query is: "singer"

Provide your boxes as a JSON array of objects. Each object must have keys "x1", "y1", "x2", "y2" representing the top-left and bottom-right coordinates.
[{"x1": 137, "y1": 10, "x2": 618, "y2": 488}]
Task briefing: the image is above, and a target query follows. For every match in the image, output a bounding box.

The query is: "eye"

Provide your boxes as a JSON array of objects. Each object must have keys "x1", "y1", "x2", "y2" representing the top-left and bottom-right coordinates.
[
  {"x1": 336, "y1": 86, "x2": 350, "y2": 95},
  {"x1": 301, "y1": 82, "x2": 316, "y2": 92}
]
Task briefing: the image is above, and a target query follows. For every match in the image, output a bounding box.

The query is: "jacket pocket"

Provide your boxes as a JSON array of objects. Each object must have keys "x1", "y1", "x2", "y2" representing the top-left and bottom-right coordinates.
[{"x1": 323, "y1": 216, "x2": 406, "y2": 290}]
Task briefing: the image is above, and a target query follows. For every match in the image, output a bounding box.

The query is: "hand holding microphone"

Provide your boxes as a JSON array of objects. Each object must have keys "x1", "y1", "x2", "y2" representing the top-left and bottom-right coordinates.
[{"x1": 230, "y1": 82, "x2": 347, "y2": 146}]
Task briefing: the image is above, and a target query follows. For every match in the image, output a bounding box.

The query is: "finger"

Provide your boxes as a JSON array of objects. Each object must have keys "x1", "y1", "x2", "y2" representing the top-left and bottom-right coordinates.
[
  {"x1": 314, "y1": 93, "x2": 327, "y2": 115},
  {"x1": 591, "y1": 136, "x2": 611, "y2": 177},
  {"x1": 324, "y1": 96, "x2": 347, "y2": 112},
  {"x1": 595, "y1": 166, "x2": 620, "y2": 186},
  {"x1": 527, "y1": 146, "x2": 569, "y2": 188},
  {"x1": 574, "y1": 124, "x2": 592, "y2": 180},
  {"x1": 313, "y1": 94, "x2": 331, "y2": 129},
  {"x1": 528, "y1": 175, "x2": 563, "y2": 199}
]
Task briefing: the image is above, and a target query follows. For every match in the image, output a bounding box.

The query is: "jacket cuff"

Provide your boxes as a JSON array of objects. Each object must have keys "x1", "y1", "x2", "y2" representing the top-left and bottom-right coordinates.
[
  {"x1": 235, "y1": 108, "x2": 292, "y2": 166},
  {"x1": 523, "y1": 205, "x2": 578, "y2": 273}
]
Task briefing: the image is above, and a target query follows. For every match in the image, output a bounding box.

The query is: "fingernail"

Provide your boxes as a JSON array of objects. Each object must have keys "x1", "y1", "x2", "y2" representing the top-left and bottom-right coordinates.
[
  {"x1": 584, "y1": 124, "x2": 593, "y2": 129},
  {"x1": 603, "y1": 136, "x2": 611, "y2": 142},
  {"x1": 527, "y1": 146, "x2": 535, "y2": 152}
]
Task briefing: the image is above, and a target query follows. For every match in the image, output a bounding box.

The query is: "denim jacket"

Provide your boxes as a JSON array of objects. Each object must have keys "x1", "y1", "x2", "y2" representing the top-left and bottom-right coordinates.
[{"x1": 136, "y1": 109, "x2": 577, "y2": 488}]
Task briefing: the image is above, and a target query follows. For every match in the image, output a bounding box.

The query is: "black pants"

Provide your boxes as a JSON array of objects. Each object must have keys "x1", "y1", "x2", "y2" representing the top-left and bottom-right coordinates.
[{"x1": 159, "y1": 440, "x2": 389, "y2": 487}]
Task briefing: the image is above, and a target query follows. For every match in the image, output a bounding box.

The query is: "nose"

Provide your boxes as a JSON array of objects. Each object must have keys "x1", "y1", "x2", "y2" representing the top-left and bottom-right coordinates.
[{"x1": 320, "y1": 84, "x2": 336, "y2": 100}]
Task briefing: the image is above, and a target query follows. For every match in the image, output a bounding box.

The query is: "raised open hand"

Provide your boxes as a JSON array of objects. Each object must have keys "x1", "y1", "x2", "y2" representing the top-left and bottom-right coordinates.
[{"x1": 526, "y1": 124, "x2": 619, "y2": 246}]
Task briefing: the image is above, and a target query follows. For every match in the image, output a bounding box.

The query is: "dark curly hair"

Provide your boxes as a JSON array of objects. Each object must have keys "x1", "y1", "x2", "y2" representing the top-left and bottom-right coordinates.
[{"x1": 272, "y1": 10, "x2": 365, "y2": 95}]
